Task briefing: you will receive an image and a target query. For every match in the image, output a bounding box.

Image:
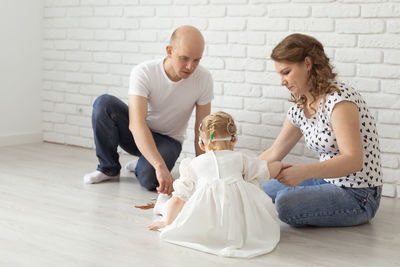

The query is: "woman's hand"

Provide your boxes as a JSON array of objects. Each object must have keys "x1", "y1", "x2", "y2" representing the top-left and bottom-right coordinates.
[
  {"x1": 148, "y1": 220, "x2": 167, "y2": 231},
  {"x1": 276, "y1": 164, "x2": 307, "y2": 187}
]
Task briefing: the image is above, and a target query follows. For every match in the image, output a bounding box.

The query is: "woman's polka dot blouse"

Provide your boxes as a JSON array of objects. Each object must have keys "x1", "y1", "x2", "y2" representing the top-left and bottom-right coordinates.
[{"x1": 287, "y1": 81, "x2": 383, "y2": 188}]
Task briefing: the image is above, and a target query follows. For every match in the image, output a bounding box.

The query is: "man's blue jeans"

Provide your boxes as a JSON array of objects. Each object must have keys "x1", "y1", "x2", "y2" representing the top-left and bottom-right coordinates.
[
  {"x1": 92, "y1": 94, "x2": 182, "y2": 191},
  {"x1": 262, "y1": 179, "x2": 382, "y2": 227}
]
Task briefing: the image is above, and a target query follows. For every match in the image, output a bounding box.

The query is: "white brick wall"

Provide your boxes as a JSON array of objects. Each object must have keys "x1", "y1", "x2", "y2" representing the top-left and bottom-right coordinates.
[{"x1": 42, "y1": 0, "x2": 400, "y2": 197}]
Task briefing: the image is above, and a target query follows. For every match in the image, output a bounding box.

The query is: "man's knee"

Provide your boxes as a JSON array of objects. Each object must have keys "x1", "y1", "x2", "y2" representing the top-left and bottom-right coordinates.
[
  {"x1": 92, "y1": 94, "x2": 115, "y2": 117},
  {"x1": 138, "y1": 176, "x2": 158, "y2": 191},
  {"x1": 156, "y1": 139, "x2": 181, "y2": 171},
  {"x1": 93, "y1": 94, "x2": 112, "y2": 108},
  {"x1": 136, "y1": 164, "x2": 158, "y2": 191}
]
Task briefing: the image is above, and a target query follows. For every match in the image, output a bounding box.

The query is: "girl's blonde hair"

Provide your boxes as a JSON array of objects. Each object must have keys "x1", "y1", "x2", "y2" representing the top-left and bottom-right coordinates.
[
  {"x1": 199, "y1": 111, "x2": 237, "y2": 150},
  {"x1": 271, "y1": 33, "x2": 340, "y2": 112}
]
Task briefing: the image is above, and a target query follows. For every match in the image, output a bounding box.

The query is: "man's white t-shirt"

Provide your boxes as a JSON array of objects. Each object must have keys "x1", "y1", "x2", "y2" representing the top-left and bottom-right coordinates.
[{"x1": 128, "y1": 58, "x2": 214, "y2": 143}]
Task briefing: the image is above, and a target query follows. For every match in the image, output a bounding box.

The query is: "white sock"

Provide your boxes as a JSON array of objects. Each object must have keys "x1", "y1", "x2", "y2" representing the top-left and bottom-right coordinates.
[
  {"x1": 83, "y1": 170, "x2": 120, "y2": 184},
  {"x1": 153, "y1": 193, "x2": 171, "y2": 217},
  {"x1": 125, "y1": 158, "x2": 139, "y2": 172}
]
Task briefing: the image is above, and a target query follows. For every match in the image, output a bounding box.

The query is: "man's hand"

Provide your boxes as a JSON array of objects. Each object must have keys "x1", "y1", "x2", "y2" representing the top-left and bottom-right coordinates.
[{"x1": 155, "y1": 166, "x2": 174, "y2": 195}]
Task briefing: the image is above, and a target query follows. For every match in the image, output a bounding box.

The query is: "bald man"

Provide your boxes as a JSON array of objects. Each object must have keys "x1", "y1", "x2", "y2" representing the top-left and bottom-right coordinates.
[{"x1": 84, "y1": 26, "x2": 214, "y2": 195}]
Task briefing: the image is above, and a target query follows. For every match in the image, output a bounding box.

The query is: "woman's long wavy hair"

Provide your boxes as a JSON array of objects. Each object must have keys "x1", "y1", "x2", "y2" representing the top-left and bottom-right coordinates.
[{"x1": 271, "y1": 33, "x2": 340, "y2": 113}]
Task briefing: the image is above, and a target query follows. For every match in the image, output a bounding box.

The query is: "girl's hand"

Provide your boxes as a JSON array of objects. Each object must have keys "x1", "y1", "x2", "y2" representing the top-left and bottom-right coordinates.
[
  {"x1": 275, "y1": 165, "x2": 306, "y2": 187},
  {"x1": 281, "y1": 162, "x2": 293, "y2": 169},
  {"x1": 148, "y1": 220, "x2": 167, "y2": 231}
]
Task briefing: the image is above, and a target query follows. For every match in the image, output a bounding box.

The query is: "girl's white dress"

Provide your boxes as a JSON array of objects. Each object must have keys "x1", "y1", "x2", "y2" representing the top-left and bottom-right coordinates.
[{"x1": 159, "y1": 150, "x2": 280, "y2": 258}]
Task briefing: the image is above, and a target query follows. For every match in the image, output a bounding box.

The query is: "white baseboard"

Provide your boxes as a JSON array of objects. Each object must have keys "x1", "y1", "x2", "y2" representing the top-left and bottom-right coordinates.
[{"x1": 0, "y1": 132, "x2": 43, "y2": 147}]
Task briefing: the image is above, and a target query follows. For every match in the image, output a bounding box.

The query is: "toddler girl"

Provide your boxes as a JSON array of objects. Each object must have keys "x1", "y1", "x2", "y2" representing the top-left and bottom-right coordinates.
[{"x1": 148, "y1": 111, "x2": 281, "y2": 258}]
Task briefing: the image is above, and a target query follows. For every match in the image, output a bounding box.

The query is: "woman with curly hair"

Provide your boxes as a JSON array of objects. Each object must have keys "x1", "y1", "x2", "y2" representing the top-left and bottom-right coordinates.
[{"x1": 260, "y1": 33, "x2": 383, "y2": 227}]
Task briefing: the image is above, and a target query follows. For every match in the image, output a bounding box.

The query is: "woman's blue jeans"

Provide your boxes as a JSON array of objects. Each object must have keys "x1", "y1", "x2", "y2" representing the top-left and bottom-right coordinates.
[
  {"x1": 261, "y1": 179, "x2": 382, "y2": 227},
  {"x1": 92, "y1": 94, "x2": 182, "y2": 191}
]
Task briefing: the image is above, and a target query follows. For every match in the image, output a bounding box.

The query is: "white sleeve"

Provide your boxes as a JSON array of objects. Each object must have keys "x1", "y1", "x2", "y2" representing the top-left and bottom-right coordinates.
[
  {"x1": 242, "y1": 153, "x2": 270, "y2": 183},
  {"x1": 172, "y1": 158, "x2": 197, "y2": 201},
  {"x1": 128, "y1": 64, "x2": 150, "y2": 98}
]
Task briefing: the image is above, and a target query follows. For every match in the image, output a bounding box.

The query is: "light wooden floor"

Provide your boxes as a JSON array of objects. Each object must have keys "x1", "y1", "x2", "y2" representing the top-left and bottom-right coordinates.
[{"x1": 0, "y1": 142, "x2": 399, "y2": 267}]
